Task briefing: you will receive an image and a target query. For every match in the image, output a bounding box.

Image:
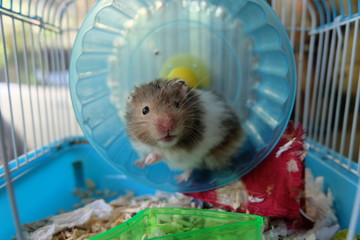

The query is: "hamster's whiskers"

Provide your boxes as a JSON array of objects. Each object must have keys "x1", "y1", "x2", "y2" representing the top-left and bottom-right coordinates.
[
  {"x1": 179, "y1": 102, "x2": 201, "y2": 113},
  {"x1": 131, "y1": 121, "x2": 147, "y2": 125},
  {"x1": 183, "y1": 128, "x2": 202, "y2": 142},
  {"x1": 179, "y1": 74, "x2": 210, "y2": 101},
  {"x1": 181, "y1": 132, "x2": 201, "y2": 145},
  {"x1": 179, "y1": 96, "x2": 201, "y2": 112}
]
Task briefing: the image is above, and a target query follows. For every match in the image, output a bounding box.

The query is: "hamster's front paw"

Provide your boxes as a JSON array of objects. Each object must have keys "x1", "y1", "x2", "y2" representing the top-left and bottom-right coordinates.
[
  {"x1": 134, "y1": 160, "x2": 146, "y2": 168},
  {"x1": 145, "y1": 152, "x2": 162, "y2": 165},
  {"x1": 134, "y1": 153, "x2": 162, "y2": 168},
  {"x1": 175, "y1": 170, "x2": 192, "y2": 183}
]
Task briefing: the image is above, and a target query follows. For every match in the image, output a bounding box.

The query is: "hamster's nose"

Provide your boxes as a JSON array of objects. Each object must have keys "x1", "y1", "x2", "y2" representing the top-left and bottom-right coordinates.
[{"x1": 156, "y1": 117, "x2": 176, "y2": 134}]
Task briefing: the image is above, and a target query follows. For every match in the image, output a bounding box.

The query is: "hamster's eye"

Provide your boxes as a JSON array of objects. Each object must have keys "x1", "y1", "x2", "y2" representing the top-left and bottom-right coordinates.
[
  {"x1": 142, "y1": 106, "x2": 150, "y2": 115},
  {"x1": 174, "y1": 101, "x2": 180, "y2": 109}
]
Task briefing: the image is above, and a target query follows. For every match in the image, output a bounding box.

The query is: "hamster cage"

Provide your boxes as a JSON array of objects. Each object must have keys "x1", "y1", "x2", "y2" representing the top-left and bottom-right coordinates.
[{"x1": 0, "y1": 0, "x2": 359, "y2": 239}]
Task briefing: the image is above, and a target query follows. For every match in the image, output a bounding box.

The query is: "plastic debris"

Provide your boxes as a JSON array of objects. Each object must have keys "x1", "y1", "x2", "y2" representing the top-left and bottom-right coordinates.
[
  {"x1": 333, "y1": 229, "x2": 360, "y2": 240},
  {"x1": 28, "y1": 199, "x2": 113, "y2": 240},
  {"x1": 303, "y1": 168, "x2": 338, "y2": 234}
]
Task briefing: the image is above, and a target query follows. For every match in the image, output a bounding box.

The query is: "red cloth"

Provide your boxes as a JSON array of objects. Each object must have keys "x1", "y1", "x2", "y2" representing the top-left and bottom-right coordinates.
[{"x1": 185, "y1": 121, "x2": 307, "y2": 218}]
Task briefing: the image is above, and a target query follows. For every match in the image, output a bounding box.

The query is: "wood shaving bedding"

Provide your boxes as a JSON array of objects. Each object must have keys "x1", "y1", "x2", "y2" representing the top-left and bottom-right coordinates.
[{"x1": 24, "y1": 190, "x2": 225, "y2": 240}]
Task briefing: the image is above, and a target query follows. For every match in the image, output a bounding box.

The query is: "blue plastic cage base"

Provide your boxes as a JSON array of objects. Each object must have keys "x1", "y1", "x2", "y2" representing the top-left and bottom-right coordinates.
[
  {"x1": 0, "y1": 139, "x2": 359, "y2": 239},
  {"x1": 305, "y1": 140, "x2": 359, "y2": 233},
  {"x1": 0, "y1": 140, "x2": 155, "y2": 239}
]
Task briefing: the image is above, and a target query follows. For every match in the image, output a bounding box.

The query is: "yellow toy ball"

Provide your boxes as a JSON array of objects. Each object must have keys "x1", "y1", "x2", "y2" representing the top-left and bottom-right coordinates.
[
  {"x1": 167, "y1": 67, "x2": 197, "y2": 88},
  {"x1": 160, "y1": 54, "x2": 210, "y2": 89}
]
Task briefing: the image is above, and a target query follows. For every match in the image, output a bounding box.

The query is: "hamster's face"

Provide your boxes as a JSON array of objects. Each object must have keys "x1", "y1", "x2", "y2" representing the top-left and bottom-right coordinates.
[{"x1": 125, "y1": 79, "x2": 193, "y2": 148}]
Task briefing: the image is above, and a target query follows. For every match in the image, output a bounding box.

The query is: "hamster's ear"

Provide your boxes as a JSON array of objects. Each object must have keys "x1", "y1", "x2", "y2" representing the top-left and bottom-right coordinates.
[
  {"x1": 173, "y1": 79, "x2": 189, "y2": 94},
  {"x1": 127, "y1": 91, "x2": 135, "y2": 106},
  {"x1": 127, "y1": 96, "x2": 134, "y2": 106},
  {"x1": 174, "y1": 79, "x2": 187, "y2": 87}
]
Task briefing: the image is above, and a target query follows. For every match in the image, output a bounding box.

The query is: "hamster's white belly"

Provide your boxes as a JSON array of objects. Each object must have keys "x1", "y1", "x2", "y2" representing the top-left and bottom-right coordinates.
[{"x1": 161, "y1": 148, "x2": 205, "y2": 170}]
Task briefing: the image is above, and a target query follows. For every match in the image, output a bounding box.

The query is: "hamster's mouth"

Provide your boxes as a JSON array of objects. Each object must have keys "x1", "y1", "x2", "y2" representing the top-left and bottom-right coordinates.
[{"x1": 159, "y1": 135, "x2": 177, "y2": 142}]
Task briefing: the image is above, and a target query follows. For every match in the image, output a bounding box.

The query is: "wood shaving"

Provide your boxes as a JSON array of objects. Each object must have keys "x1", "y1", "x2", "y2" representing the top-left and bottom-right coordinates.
[{"x1": 25, "y1": 191, "x2": 224, "y2": 240}]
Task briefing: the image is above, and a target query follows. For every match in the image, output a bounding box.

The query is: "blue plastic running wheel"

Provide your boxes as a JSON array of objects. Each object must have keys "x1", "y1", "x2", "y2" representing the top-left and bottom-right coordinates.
[{"x1": 69, "y1": 0, "x2": 296, "y2": 193}]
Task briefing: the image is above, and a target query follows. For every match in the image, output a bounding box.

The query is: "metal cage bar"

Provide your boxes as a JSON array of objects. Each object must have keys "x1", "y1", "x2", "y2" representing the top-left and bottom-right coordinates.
[
  {"x1": 274, "y1": 1, "x2": 360, "y2": 239},
  {"x1": 0, "y1": 0, "x2": 93, "y2": 176},
  {"x1": 275, "y1": 0, "x2": 360, "y2": 171},
  {"x1": 0, "y1": 0, "x2": 96, "y2": 237}
]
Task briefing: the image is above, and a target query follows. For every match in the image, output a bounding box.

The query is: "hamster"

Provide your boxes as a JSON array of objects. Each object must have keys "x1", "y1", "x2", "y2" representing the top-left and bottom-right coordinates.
[{"x1": 125, "y1": 79, "x2": 243, "y2": 182}]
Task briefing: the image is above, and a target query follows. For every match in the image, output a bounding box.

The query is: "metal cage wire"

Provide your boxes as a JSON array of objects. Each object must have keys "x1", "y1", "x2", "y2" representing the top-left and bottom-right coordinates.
[
  {"x1": 0, "y1": 1, "x2": 96, "y2": 239},
  {"x1": 0, "y1": 0, "x2": 91, "y2": 176},
  {"x1": 273, "y1": 0, "x2": 360, "y2": 170},
  {"x1": 273, "y1": 1, "x2": 360, "y2": 239},
  {"x1": 0, "y1": 0, "x2": 359, "y2": 239}
]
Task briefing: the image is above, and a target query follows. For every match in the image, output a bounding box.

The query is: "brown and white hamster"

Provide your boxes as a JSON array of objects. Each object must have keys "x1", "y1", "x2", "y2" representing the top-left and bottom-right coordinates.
[{"x1": 125, "y1": 79, "x2": 243, "y2": 182}]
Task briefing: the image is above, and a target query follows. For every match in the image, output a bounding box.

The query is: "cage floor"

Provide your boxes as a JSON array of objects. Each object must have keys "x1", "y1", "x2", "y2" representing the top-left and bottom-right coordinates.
[
  {"x1": 0, "y1": 141, "x2": 155, "y2": 239},
  {"x1": 0, "y1": 141, "x2": 359, "y2": 239}
]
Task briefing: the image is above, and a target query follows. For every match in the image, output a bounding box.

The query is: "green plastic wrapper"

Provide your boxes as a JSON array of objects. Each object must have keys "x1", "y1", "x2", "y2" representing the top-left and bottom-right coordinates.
[
  {"x1": 333, "y1": 230, "x2": 360, "y2": 240},
  {"x1": 90, "y1": 208, "x2": 263, "y2": 240}
]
